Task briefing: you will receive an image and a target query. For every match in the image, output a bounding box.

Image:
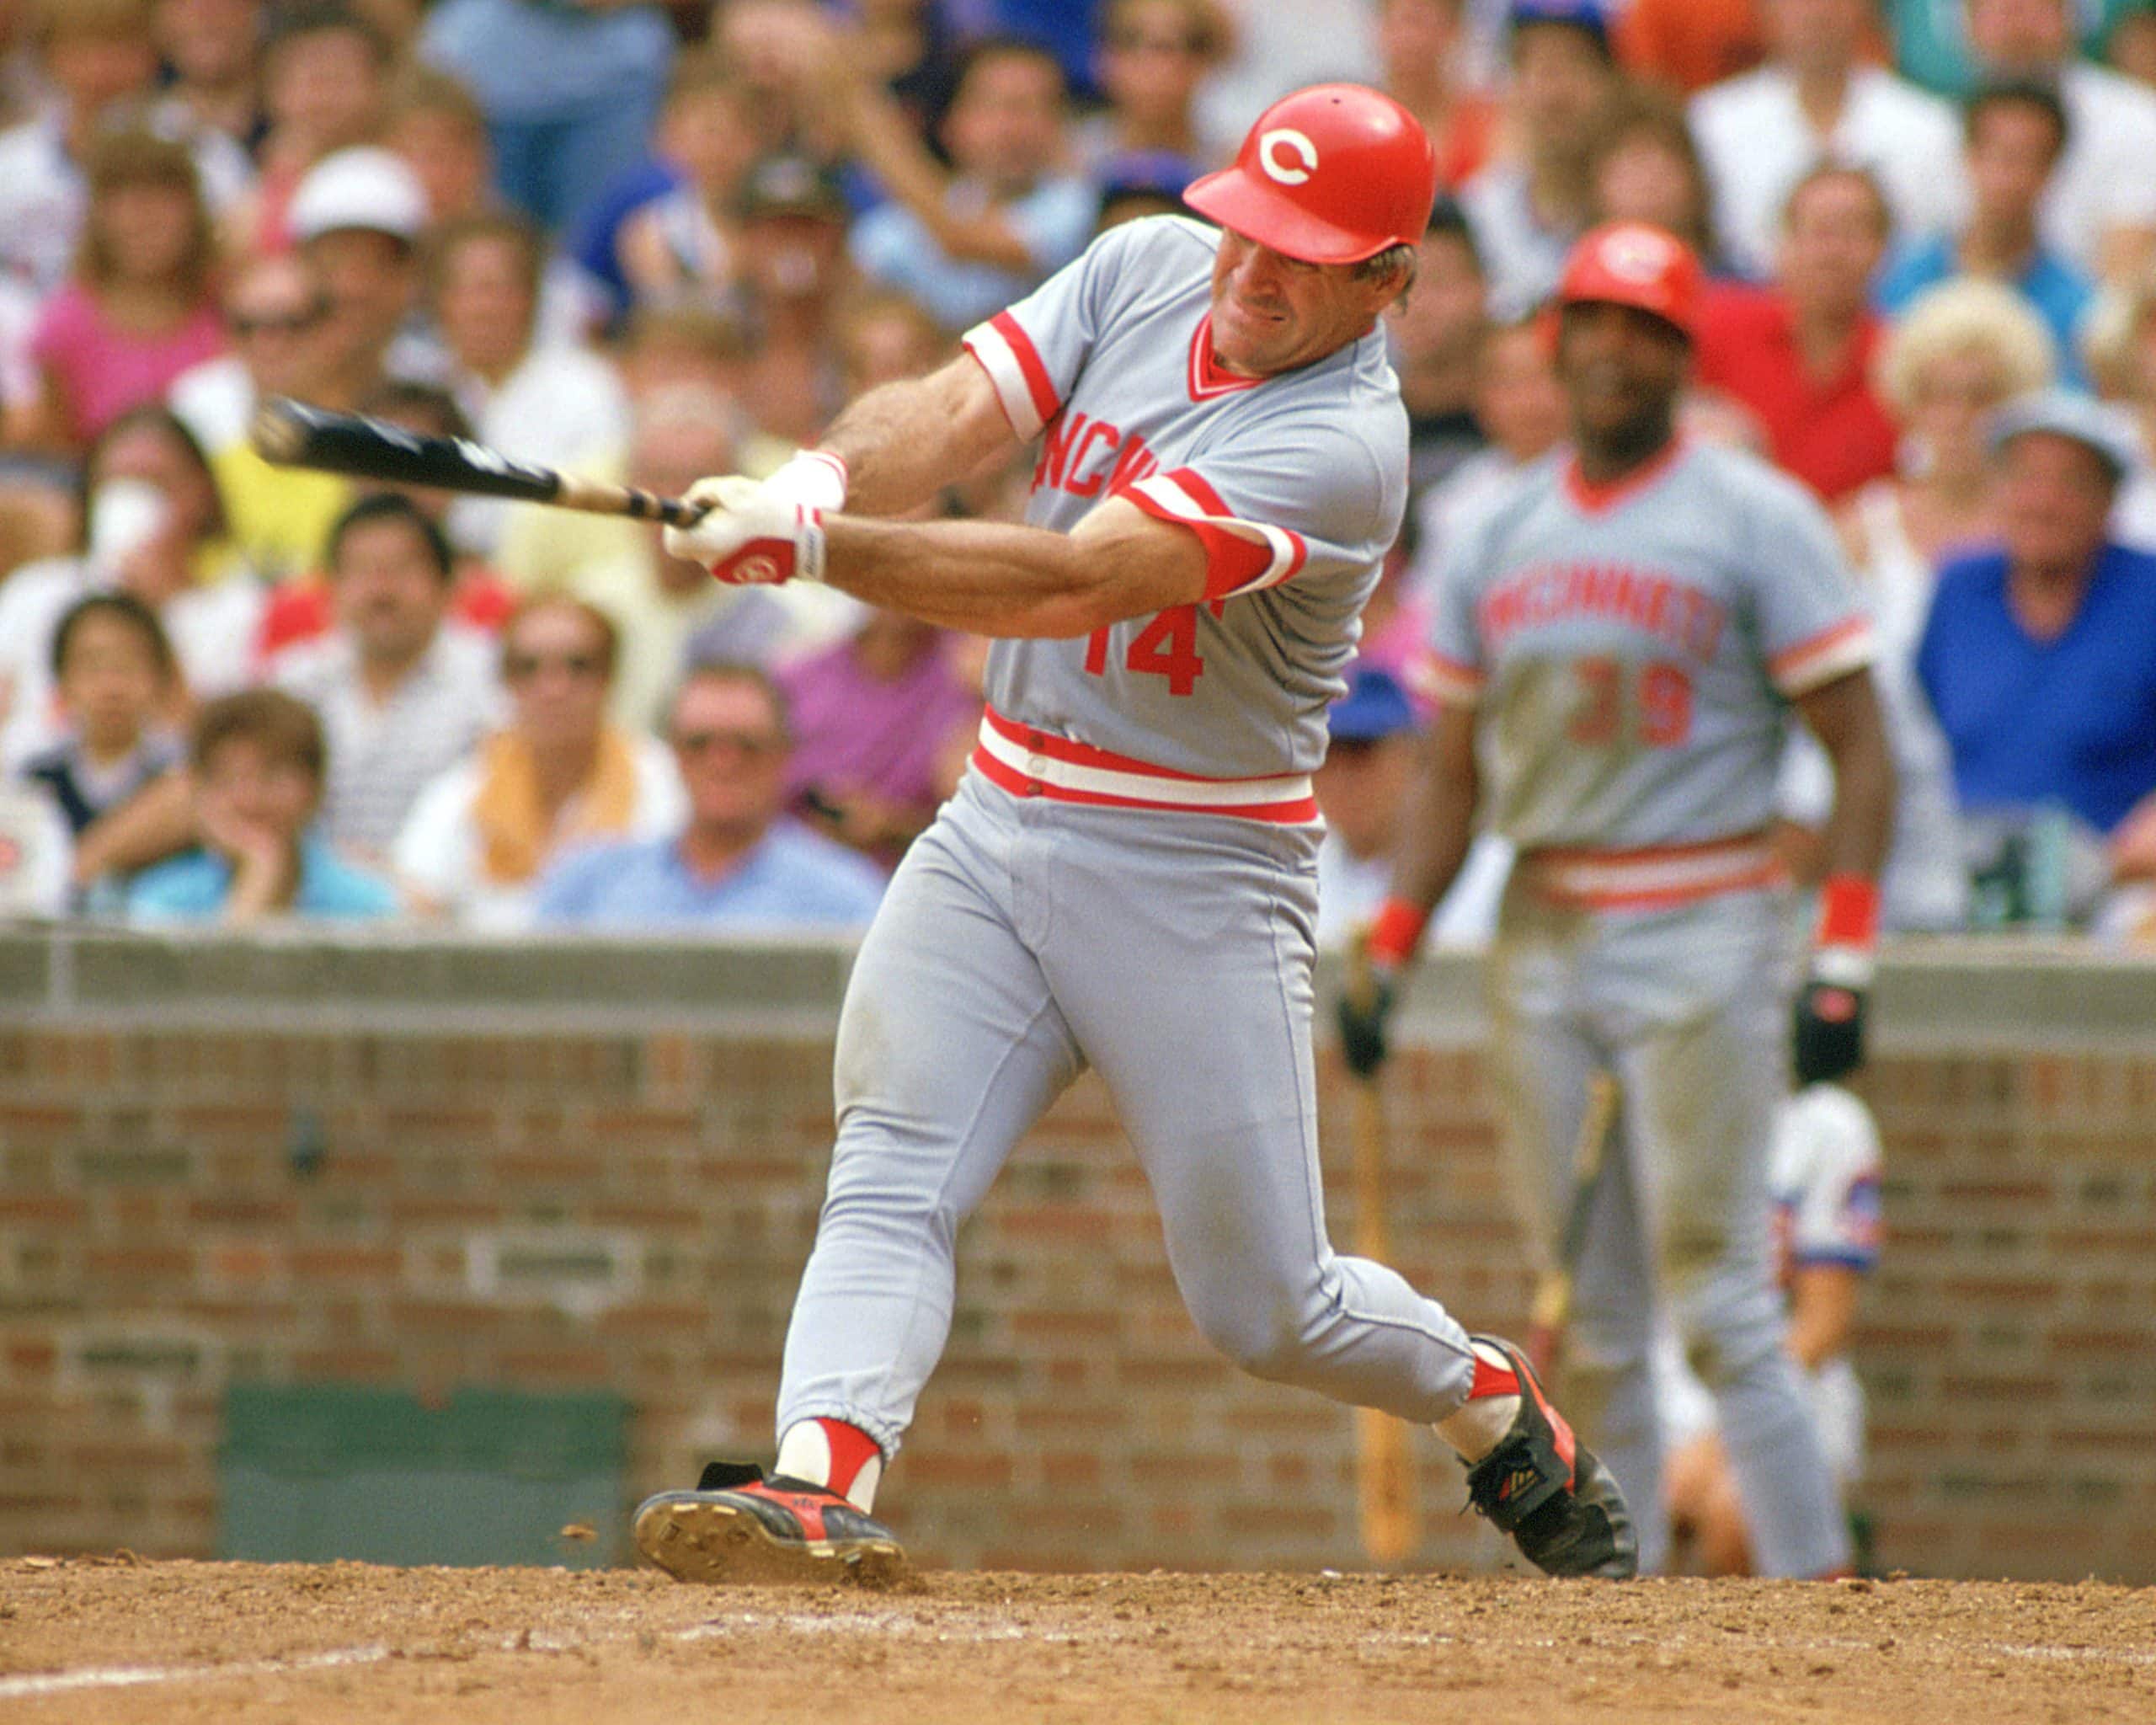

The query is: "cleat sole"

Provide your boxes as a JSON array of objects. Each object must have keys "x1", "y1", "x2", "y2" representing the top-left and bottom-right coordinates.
[{"x1": 632, "y1": 1492, "x2": 907, "y2": 1588}]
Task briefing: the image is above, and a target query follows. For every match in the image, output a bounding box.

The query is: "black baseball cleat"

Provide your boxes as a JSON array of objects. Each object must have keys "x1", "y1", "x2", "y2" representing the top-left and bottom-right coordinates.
[
  {"x1": 1461, "y1": 1335, "x2": 1637, "y2": 1579},
  {"x1": 632, "y1": 1462, "x2": 907, "y2": 1586}
]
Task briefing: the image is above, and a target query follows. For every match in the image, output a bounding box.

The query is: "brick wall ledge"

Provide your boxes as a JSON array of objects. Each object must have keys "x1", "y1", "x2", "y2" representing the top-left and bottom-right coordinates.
[{"x1": 1, "y1": 927, "x2": 2149, "y2": 1047}]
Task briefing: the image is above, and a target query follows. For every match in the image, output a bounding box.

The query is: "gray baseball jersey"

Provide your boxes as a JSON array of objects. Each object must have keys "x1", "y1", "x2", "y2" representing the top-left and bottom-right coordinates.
[
  {"x1": 963, "y1": 215, "x2": 1406, "y2": 786},
  {"x1": 776, "y1": 216, "x2": 1501, "y2": 1495},
  {"x1": 1423, "y1": 440, "x2": 1873, "y2": 854}
]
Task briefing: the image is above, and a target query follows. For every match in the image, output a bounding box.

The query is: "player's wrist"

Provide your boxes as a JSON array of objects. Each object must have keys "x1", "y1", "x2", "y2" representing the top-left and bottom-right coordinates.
[
  {"x1": 1365, "y1": 897, "x2": 1430, "y2": 974},
  {"x1": 765, "y1": 449, "x2": 849, "y2": 514},
  {"x1": 1810, "y1": 874, "x2": 1879, "y2": 989}
]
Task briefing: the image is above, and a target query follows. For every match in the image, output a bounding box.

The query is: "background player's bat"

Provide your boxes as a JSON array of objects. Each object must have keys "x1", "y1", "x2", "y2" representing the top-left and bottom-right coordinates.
[
  {"x1": 249, "y1": 397, "x2": 704, "y2": 527},
  {"x1": 1525, "y1": 1070, "x2": 1622, "y2": 1379},
  {"x1": 1345, "y1": 942, "x2": 1420, "y2": 1567}
]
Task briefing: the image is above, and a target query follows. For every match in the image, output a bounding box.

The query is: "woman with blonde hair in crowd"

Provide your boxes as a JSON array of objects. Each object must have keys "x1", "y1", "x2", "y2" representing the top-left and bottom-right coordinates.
[
  {"x1": 21, "y1": 131, "x2": 227, "y2": 454},
  {"x1": 392, "y1": 594, "x2": 684, "y2": 930},
  {"x1": 1778, "y1": 278, "x2": 2057, "y2": 932}
]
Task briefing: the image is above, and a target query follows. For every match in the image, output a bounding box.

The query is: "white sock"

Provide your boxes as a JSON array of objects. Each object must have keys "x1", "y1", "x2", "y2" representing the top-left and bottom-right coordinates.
[
  {"x1": 1433, "y1": 1341, "x2": 1523, "y2": 1464},
  {"x1": 774, "y1": 1421, "x2": 883, "y2": 1512}
]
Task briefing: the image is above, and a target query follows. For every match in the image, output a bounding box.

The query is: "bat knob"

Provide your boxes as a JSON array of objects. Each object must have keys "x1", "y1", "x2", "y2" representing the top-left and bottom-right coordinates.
[{"x1": 249, "y1": 398, "x2": 311, "y2": 464}]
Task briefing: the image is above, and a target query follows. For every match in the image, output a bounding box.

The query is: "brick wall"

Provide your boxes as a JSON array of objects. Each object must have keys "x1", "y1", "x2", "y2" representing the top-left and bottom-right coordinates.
[{"x1": 0, "y1": 931, "x2": 2151, "y2": 1580}]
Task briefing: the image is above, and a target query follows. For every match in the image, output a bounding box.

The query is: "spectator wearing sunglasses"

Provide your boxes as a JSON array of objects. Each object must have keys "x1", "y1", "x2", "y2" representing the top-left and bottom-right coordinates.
[
  {"x1": 532, "y1": 662, "x2": 884, "y2": 932},
  {"x1": 392, "y1": 595, "x2": 683, "y2": 929},
  {"x1": 173, "y1": 251, "x2": 354, "y2": 584}
]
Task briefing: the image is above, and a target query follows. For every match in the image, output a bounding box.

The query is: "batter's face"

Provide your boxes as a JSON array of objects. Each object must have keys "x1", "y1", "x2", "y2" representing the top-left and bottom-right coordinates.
[
  {"x1": 1209, "y1": 229, "x2": 1403, "y2": 378},
  {"x1": 1555, "y1": 300, "x2": 1689, "y2": 445}
]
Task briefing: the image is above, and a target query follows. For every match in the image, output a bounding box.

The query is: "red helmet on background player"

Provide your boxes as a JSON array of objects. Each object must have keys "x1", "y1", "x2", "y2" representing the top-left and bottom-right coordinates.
[
  {"x1": 1555, "y1": 222, "x2": 1704, "y2": 340},
  {"x1": 1184, "y1": 84, "x2": 1438, "y2": 266}
]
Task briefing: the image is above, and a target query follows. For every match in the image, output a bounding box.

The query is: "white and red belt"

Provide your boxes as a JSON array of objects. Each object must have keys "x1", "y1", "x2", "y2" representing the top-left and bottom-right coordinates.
[
  {"x1": 969, "y1": 708, "x2": 1318, "y2": 823},
  {"x1": 1522, "y1": 831, "x2": 1785, "y2": 911}
]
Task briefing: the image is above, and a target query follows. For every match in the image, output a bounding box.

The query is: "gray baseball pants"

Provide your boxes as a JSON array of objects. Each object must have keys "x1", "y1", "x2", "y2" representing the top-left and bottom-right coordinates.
[
  {"x1": 776, "y1": 775, "x2": 1481, "y2": 1455},
  {"x1": 1485, "y1": 873, "x2": 1852, "y2": 1578}
]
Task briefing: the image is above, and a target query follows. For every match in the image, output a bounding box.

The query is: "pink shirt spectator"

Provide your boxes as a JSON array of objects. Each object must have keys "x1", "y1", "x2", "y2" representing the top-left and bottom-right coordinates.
[
  {"x1": 29, "y1": 286, "x2": 227, "y2": 444},
  {"x1": 777, "y1": 622, "x2": 980, "y2": 868}
]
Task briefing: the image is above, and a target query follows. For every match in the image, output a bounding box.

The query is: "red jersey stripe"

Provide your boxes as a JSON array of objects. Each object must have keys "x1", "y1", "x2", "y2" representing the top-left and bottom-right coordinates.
[{"x1": 990, "y1": 311, "x2": 1059, "y2": 430}]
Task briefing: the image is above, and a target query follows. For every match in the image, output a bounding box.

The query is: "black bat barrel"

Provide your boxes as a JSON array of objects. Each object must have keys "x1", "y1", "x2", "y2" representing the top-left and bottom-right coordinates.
[{"x1": 250, "y1": 397, "x2": 566, "y2": 505}]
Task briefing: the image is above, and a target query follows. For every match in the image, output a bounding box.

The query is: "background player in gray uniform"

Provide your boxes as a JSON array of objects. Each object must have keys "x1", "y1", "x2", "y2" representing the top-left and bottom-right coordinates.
[
  {"x1": 628, "y1": 85, "x2": 1635, "y2": 1584},
  {"x1": 1340, "y1": 222, "x2": 1896, "y2": 1578}
]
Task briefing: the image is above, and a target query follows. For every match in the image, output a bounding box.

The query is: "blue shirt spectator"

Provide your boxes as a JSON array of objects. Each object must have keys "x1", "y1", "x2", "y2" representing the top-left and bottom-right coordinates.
[
  {"x1": 1876, "y1": 236, "x2": 2093, "y2": 387},
  {"x1": 420, "y1": 0, "x2": 676, "y2": 232},
  {"x1": 827, "y1": 34, "x2": 1094, "y2": 332},
  {"x1": 1875, "y1": 83, "x2": 2090, "y2": 387},
  {"x1": 534, "y1": 662, "x2": 887, "y2": 932},
  {"x1": 1917, "y1": 541, "x2": 2156, "y2": 834},
  {"x1": 851, "y1": 174, "x2": 1097, "y2": 331},
  {"x1": 1916, "y1": 393, "x2": 2156, "y2": 836},
  {"x1": 128, "y1": 836, "x2": 399, "y2": 923},
  {"x1": 124, "y1": 688, "x2": 402, "y2": 927},
  {"x1": 533, "y1": 821, "x2": 886, "y2": 931}
]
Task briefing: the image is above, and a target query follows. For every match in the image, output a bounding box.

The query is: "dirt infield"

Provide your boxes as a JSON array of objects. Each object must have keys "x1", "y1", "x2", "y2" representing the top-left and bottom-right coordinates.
[{"x1": 3, "y1": 1557, "x2": 2151, "y2": 1724}]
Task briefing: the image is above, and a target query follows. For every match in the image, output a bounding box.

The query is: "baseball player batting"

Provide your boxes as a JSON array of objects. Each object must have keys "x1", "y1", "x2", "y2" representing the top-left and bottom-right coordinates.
[
  {"x1": 629, "y1": 85, "x2": 1635, "y2": 1584},
  {"x1": 1337, "y1": 222, "x2": 1896, "y2": 1578}
]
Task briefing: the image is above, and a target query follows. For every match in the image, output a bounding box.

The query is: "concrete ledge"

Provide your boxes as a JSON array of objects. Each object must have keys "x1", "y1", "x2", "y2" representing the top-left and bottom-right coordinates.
[{"x1": 2, "y1": 928, "x2": 2150, "y2": 1047}]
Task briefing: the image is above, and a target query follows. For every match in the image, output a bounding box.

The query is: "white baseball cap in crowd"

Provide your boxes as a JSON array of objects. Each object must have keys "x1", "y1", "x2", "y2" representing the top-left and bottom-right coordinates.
[
  {"x1": 289, "y1": 146, "x2": 430, "y2": 245},
  {"x1": 1987, "y1": 387, "x2": 2141, "y2": 482}
]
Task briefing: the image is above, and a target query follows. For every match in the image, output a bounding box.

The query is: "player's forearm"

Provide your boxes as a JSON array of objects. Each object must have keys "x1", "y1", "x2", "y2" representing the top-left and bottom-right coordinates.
[
  {"x1": 1387, "y1": 708, "x2": 1481, "y2": 921},
  {"x1": 819, "y1": 515, "x2": 1143, "y2": 636},
  {"x1": 1816, "y1": 721, "x2": 1895, "y2": 882},
  {"x1": 819, "y1": 366, "x2": 1013, "y2": 517},
  {"x1": 1796, "y1": 670, "x2": 1895, "y2": 882}
]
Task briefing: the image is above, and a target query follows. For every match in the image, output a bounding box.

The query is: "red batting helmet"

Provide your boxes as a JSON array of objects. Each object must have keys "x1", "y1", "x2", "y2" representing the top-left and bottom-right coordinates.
[
  {"x1": 1555, "y1": 222, "x2": 1703, "y2": 339},
  {"x1": 1183, "y1": 84, "x2": 1438, "y2": 266}
]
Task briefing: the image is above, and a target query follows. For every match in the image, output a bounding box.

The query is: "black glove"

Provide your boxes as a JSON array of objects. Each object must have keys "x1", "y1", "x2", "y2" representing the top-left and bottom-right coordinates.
[
  {"x1": 1336, "y1": 970, "x2": 1396, "y2": 1078},
  {"x1": 1792, "y1": 978, "x2": 1866, "y2": 1087}
]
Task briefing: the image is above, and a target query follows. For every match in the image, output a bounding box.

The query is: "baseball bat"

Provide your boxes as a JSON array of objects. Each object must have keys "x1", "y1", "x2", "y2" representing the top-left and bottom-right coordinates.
[
  {"x1": 249, "y1": 396, "x2": 705, "y2": 528},
  {"x1": 1345, "y1": 942, "x2": 1419, "y2": 1567},
  {"x1": 1525, "y1": 1069, "x2": 1622, "y2": 1379}
]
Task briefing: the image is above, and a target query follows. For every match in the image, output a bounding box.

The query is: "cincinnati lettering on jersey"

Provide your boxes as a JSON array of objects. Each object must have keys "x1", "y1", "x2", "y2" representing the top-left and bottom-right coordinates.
[
  {"x1": 1479, "y1": 561, "x2": 1726, "y2": 660},
  {"x1": 1033, "y1": 410, "x2": 1161, "y2": 499}
]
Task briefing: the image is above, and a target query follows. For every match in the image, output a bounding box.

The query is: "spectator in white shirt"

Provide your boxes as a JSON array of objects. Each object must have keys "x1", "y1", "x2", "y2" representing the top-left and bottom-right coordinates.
[
  {"x1": 432, "y1": 211, "x2": 632, "y2": 557},
  {"x1": 272, "y1": 492, "x2": 504, "y2": 862},
  {"x1": 394, "y1": 595, "x2": 684, "y2": 930},
  {"x1": 1690, "y1": 0, "x2": 1963, "y2": 282},
  {"x1": 152, "y1": 0, "x2": 269, "y2": 160},
  {"x1": 1966, "y1": 0, "x2": 2156, "y2": 284}
]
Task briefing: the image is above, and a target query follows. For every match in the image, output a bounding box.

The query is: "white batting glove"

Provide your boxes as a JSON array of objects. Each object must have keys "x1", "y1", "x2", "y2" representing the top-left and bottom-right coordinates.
[
  {"x1": 664, "y1": 474, "x2": 828, "y2": 586},
  {"x1": 760, "y1": 448, "x2": 848, "y2": 512}
]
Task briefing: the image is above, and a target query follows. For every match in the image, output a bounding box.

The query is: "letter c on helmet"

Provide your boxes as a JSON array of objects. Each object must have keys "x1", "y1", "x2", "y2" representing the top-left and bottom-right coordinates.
[{"x1": 1257, "y1": 127, "x2": 1318, "y2": 186}]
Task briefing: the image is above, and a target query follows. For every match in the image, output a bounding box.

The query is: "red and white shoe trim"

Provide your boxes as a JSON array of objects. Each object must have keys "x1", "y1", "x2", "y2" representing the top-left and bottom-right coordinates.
[{"x1": 970, "y1": 706, "x2": 1318, "y2": 822}]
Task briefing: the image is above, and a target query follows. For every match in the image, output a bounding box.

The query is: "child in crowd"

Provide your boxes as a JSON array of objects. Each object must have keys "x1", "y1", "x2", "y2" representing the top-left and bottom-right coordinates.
[
  {"x1": 125, "y1": 687, "x2": 398, "y2": 925},
  {"x1": 19, "y1": 592, "x2": 183, "y2": 841}
]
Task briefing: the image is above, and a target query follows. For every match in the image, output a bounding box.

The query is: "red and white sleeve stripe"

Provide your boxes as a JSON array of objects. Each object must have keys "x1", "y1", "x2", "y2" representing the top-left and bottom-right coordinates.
[
  {"x1": 962, "y1": 312, "x2": 1061, "y2": 441},
  {"x1": 1123, "y1": 467, "x2": 1308, "y2": 601},
  {"x1": 1407, "y1": 647, "x2": 1486, "y2": 709},
  {"x1": 1769, "y1": 615, "x2": 1876, "y2": 697}
]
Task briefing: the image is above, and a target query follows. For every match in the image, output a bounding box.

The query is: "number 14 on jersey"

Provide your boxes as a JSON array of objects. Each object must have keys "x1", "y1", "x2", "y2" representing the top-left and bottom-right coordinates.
[{"x1": 1085, "y1": 606, "x2": 1204, "y2": 696}]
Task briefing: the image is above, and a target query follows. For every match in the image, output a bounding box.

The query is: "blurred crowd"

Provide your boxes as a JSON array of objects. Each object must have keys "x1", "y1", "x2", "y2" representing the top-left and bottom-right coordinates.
[{"x1": 0, "y1": 0, "x2": 2149, "y2": 942}]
